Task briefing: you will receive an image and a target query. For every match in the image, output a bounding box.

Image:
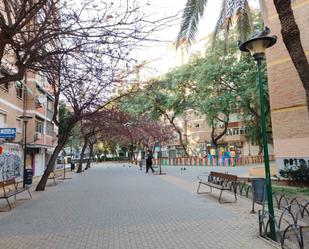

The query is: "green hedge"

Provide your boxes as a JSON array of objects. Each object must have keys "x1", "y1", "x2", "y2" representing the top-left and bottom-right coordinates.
[{"x1": 279, "y1": 162, "x2": 309, "y2": 183}]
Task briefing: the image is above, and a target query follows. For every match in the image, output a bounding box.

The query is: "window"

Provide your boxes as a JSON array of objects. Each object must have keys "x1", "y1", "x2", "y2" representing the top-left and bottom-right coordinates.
[
  {"x1": 227, "y1": 129, "x2": 232, "y2": 136},
  {"x1": 0, "y1": 113, "x2": 7, "y2": 128},
  {"x1": 35, "y1": 119, "x2": 44, "y2": 133},
  {"x1": 46, "y1": 121, "x2": 54, "y2": 136},
  {"x1": 1, "y1": 82, "x2": 9, "y2": 91},
  {"x1": 195, "y1": 123, "x2": 200, "y2": 128},
  {"x1": 16, "y1": 81, "x2": 23, "y2": 99},
  {"x1": 47, "y1": 98, "x2": 54, "y2": 119},
  {"x1": 232, "y1": 128, "x2": 239, "y2": 135},
  {"x1": 16, "y1": 118, "x2": 22, "y2": 133},
  {"x1": 0, "y1": 72, "x2": 9, "y2": 91},
  {"x1": 47, "y1": 98, "x2": 54, "y2": 112}
]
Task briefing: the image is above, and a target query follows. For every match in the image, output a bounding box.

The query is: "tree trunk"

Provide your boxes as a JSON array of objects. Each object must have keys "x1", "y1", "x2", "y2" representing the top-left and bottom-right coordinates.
[
  {"x1": 274, "y1": 0, "x2": 309, "y2": 116},
  {"x1": 160, "y1": 110, "x2": 189, "y2": 157},
  {"x1": 167, "y1": 119, "x2": 189, "y2": 157},
  {"x1": 210, "y1": 125, "x2": 218, "y2": 148},
  {"x1": 257, "y1": 138, "x2": 263, "y2": 156},
  {"x1": 175, "y1": 127, "x2": 190, "y2": 157},
  {"x1": 85, "y1": 144, "x2": 93, "y2": 170},
  {"x1": 77, "y1": 138, "x2": 88, "y2": 173},
  {"x1": 210, "y1": 119, "x2": 229, "y2": 147},
  {"x1": 35, "y1": 132, "x2": 69, "y2": 191},
  {"x1": 129, "y1": 144, "x2": 136, "y2": 164},
  {"x1": 257, "y1": 126, "x2": 263, "y2": 155}
]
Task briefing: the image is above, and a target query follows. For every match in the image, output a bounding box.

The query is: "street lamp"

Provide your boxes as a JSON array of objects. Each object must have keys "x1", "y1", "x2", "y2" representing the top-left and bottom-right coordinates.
[
  {"x1": 19, "y1": 115, "x2": 33, "y2": 188},
  {"x1": 239, "y1": 28, "x2": 277, "y2": 241}
]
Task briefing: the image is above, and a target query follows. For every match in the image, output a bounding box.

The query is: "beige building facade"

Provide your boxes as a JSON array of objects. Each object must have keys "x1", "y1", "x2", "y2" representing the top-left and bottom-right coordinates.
[{"x1": 265, "y1": 0, "x2": 309, "y2": 169}]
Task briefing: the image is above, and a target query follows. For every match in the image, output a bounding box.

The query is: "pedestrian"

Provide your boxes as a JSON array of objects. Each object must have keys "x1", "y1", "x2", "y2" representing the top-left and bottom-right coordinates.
[
  {"x1": 137, "y1": 150, "x2": 144, "y2": 170},
  {"x1": 139, "y1": 156, "x2": 144, "y2": 171},
  {"x1": 145, "y1": 151, "x2": 154, "y2": 173}
]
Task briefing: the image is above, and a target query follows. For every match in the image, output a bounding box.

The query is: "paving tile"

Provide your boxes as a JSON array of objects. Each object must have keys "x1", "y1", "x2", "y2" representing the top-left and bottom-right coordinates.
[{"x1": 0, "y1": 163, "x2": 275, "y2": 249}]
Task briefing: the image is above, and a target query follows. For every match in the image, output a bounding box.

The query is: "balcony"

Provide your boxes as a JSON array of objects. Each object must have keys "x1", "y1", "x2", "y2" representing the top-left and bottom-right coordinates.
[
  {"x1": 224, "y1": 134, "x2": 246, "y2": 142},
  {"x1": 34, "y1": 132, "x2": 42, "y2": 141}
]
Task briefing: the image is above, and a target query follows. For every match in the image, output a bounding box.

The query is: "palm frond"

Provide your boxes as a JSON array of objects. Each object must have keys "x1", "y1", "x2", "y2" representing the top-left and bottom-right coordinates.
[
  {"x1": 212, "y1": 0, "x2": 227, "y2": 50},
  {"x1": 236, "y1": 13, "x2": 252, "y2": 43},
  {"x1": 212, "y1": 0, "x2": 252, "y2": 51},
  {"x1": 258, "y1": 0, "x2": 268, "y2": 26},
  {"x1": 236, "y1": 1, "x2": 252, "y2": 42},
  {"x1": 176, "y1": 0, "x2": 208, "y2": 48},
  {"x1": 212, "y1": 0, "x2": 234, "y2": 51}
]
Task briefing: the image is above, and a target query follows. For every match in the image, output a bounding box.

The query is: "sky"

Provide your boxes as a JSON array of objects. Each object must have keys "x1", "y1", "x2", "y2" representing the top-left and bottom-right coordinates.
[
  {"x1": 136, "y1": 0, "x2": 260, "y2": 58},
  {"x1": 147, "y1": 0, "x2": 220, "y2": 40},
  {"x1": 131, "y1": 0, "x2": 221, "y2": 80},
  {"x1": 130, "y1": 0, "x2": 260, "y2": 82}
]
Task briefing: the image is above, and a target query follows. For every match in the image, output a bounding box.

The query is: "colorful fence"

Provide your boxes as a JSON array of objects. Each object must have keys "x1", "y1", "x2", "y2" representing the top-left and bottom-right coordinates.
[{"x1": 153, "y1": 155, "x2": 275, "y2": 167}]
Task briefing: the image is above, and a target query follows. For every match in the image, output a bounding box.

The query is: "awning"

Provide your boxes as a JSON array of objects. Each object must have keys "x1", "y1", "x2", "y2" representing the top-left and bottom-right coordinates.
[{"x1": 27, "y1": 144, "x2": 54, "y2": 149}]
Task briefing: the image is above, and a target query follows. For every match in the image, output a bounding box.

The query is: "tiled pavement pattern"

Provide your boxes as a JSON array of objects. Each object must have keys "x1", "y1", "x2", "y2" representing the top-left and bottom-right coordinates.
[{"x1": 0, "y1": 163, "x2": 276, "y2": 249}]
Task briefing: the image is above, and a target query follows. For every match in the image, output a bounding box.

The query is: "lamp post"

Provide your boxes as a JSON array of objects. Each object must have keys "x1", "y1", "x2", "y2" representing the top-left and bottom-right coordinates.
[
  {"x1": 19, "y1": 115, "x2": 33, "y2": 188},
  {"x1": 239, "y1": 29, "x2": 277, "y2": 240}
]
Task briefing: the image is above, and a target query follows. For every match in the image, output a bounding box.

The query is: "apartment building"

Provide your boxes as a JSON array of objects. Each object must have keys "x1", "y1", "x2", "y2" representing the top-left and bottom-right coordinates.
[
  {"x1": 0, "y1": 71, "x2": 58, "y2": 181},
  {"x1": 163, "y1": 110, "x2": 274, "y2": 159},
  {"x1": 264, "y1": 0, "x2": 309, "y2": 169}
]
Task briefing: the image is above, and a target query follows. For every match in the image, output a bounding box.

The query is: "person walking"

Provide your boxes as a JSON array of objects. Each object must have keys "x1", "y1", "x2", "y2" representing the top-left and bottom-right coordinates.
[
  {"x1": 139, "y1": 159, "x2": 144, "y2": 170},
  {"x1": 138, "y1": 151, "x2": 144, "y2": 171},
  {"x1": 145, "y1": 151, "x2": 154, "y2": 173}
]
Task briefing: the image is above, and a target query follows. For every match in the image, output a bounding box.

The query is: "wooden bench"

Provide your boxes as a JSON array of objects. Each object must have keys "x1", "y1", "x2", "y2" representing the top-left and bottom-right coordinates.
[
  {"x1": 0, "y1": 178, "x2": 32, "y2": 211},
  {"x1": 197, "y1": 171, "x2": 238, "y2": 203}
]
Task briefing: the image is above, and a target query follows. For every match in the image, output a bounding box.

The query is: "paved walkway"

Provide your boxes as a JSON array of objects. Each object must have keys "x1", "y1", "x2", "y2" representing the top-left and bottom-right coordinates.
[{"x1": 0, "y1": 163, "x2": 275, "y2": 249}]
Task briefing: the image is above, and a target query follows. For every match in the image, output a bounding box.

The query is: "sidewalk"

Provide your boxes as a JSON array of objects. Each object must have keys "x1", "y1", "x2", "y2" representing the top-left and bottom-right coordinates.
[{"x1": 0, "y1": 163, "x2": 276, "y2": 249}]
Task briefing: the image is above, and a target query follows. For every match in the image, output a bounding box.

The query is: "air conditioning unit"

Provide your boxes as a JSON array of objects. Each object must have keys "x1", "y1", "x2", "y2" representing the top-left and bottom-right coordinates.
[
  {"x1": 35, "y1": 95, "x2": 45, "y2": 108},
  {"x1": 34, "y1": 132, "x2": 42, "y2": 140}
]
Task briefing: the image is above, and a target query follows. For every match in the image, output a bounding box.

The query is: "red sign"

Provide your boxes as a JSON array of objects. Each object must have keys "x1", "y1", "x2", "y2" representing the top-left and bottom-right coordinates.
[{"x1": 0, "y1": 146, "x2": 3, "y2": 154}]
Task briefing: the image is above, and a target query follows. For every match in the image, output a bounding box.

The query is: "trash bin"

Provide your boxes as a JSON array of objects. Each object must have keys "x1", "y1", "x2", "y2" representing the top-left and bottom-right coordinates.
[
  {"x1": 251, "y1": 178, "x2": 267, "y2": 213},
  {"x1": 24, "y1": 169, "x2": 33, "y2": 185},
  {"x1": 70, "y1": 162, "x2": 75, "y2": 171}
]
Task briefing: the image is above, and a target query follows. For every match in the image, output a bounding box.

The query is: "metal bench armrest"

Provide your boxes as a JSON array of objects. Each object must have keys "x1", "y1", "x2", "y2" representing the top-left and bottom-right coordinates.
[{"x1": 197, "y1": 174, "x2": 209, "y2": 181}]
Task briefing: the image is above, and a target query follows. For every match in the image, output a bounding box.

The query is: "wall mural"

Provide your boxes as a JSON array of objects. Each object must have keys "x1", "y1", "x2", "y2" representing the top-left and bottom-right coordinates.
[{"x1": 0, "y1": 152, "x2": 22, "y2": 181}]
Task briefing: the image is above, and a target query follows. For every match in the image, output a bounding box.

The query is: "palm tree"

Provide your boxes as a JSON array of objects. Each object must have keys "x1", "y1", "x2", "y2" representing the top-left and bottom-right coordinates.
[
  {"x1": 273, "y1": 0, "x2": 309, "y2": 117},
  {"x1": 177, "y1": 0, "x2": 309, "y2": 116},
  {"x1": 176, "y1": 0, "x2": 255, "y2": 48}
]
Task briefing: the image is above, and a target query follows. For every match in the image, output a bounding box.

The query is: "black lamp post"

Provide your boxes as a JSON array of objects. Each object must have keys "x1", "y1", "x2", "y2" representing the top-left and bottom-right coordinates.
[
  {"x1": 19, "y1": 115, "x2": 33, "y2": 188},
  {"x1": 239, "y1": 28, "x2": 277, "y2": 240}
]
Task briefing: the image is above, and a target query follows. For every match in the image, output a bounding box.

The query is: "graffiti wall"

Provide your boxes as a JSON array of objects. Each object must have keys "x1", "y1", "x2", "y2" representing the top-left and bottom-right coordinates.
[{"x1": 0, "y1": 151, "x2": 22, "y2": 181}]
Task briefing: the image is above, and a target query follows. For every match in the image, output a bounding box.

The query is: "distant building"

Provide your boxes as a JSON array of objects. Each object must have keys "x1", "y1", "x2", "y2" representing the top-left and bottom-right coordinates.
[{"x1": 162, "y1": 110, "x2": 274, "y2": 159}]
